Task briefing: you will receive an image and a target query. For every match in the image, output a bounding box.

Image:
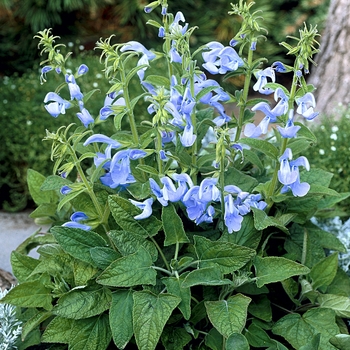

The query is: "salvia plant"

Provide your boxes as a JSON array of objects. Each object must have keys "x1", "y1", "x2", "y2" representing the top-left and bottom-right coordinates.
[{"x1": 2, "y1": 0, "x2": 350, "y2": 349}]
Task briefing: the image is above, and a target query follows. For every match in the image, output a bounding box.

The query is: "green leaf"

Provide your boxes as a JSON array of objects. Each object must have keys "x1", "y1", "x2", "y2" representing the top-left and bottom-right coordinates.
[
  {"x1": 109, "y1": 195, "x2": 162, "y2": 237},
  {"x1": 327, "y1": 268, "x2": 350, "y2": 297},
  {"x1": 182, "y1": 266, "x2": 232, "y2": 288},
  {"x1": 51, "y1": 226, "x2": 107, "y2": 266},
  {"x1": 226, "y1": 333, "x2": 250, "y2": 350},
  {"x1": 133, "y1": 291, "x2": 181, "y2": 350},
  {"x1": 96, "y1": 246, "x2": 156, "y2": 287},
  {"x1": 299, "y1": 334, "x2": 321, "y2": 350},
  {"x1": 245, "y1": 322, "x2": 275, "y2": 348},
  {"x1": 330, "y1": 334, "x2": 350, "y2": 350},
  {"x1": 310, "y1": 252, "x2": 338, "y2": 291},
  {"x1": 224, "y1": 167, "x2": 258, "y2": 192},
  {"x1": 109, "y1": 230, "x2": 158, "y2": 262},
  {"x1": 41, "y1": 316, "x2": 73, "y2": 344},
  {"x1": 27, "y1": 169, "x2": 55, "y2": 205},
  {"x1": 205, "y1": 328, "x2": 224, "y2": 350},
  {"x1": 21, "y1": 310, "x2": 53, "y2": 341},
  {"x1": 162, "y1": 204, "x2": 190, "y2": 246},
  {"x1": 0, "y1": 280, "x2": 52, "y2": 310},
  {"x1": 29, "y1": 203, "x2": 57, "y2": 218},
  {"x1": 54, "y1": 286, "x2": 111, "y2": 319},
  {"x1": 205, "y1": 294, "x2": 251, "y2": 338},
  {"x1": 251, "y1": 208, "x2": 289, "y2": 234},
  {"x1": 219, "y1": 215, "x2": 262, "y2": 250},
  {"x1": 10, "y1": 251, "x2": 40, "y2": 282},
  {"x1": 248, "y1": 294, "x2": 272, "y2": 322},
  {"x1": 254, "y1": 256, "x2": 310, "y2": 288},
  {"x1": 317, "y1": 293, "x2": 350, "y2": 318},
  {"x1": 239, "y1": 138, "x2": 278, "y2": 160},
  {"x1": 136, "y1": 164, "x2": 159, "y2": 176},
  {"x1": 90, "y1": 246, "x2": 121, "y2": 270},
  {"x1": 293, "y1": 122, "x2": 317, "y2": 143},
  {"x1": 143, "y1": 74, "x2": 170, "y2": 87},
  {"x1": 194, "y1": 236, "x2": 255, "y2": 274},
  {"x1": 109, "y1": 290, "x2": 134, "y2": 349},
  {"x1": 161, "y1": 326, "x2": 192, "y2": 350},
  {"x1": 162, "y1": 274, "x2": 191, "y2": 320},
  {"x1": 272, "y1": 308, "x2": 339, "y2": 350},
  {"x1": 69, "y1": 314, "x2": 112, "y2": 350},
  {"x1": 40, "y1": 174, "x2": 72, "y2": 191},
  {"x1": 72, "y1": 259, "x2": 99, "y2": 286}
]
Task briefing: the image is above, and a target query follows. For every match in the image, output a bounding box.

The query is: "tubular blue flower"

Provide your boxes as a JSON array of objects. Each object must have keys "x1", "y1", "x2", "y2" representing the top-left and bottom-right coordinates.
[
  {"x1": 65, "y1": 74, "x2": 83, "y2": 100},
  {"x1": 179, "y1": 123, "x2": 197, "y2": 147},
  {"x1": 169, "y1": 11, "x2": 188, "y2": 36},
  {"x1": 158, "y1": 27, "x2": 165, "y2": 38},
  {"x1": 198, "y1": 178, "x2": 220, "y2": 203},
  {"x1": 101, "y1": 149, "x2": 147, "y2": 189},
  {"x1": 62, "y1": 211, "x2": 91, "y2": 230},
  {"x1": 169, "y1": 46, "x2": 182, "y2": 63},
  {"x1": 77, "y1": 101, "x2": 94, "y2": 128},
  {"x1": 296, "y1": 92, "x2": 319, "y2": 120},
  {"x1": 40, "y1": 65, "x2": 52, "y2": 82},
  {"x1": 150, "y1": 178, "x2": 168, "y2": 206},
  {"x1": 253, "y1": 67, "x2": 275, "y2": 95},
  {"x1": 278, "y1": 148, "x2": 310, "y2": 197},
  {"x1": 160, "y1": 174, "x2": 191, "y2": 202},
  {"x1": 44, "y1": 92, "x2": 71, "y2": 118},
  {"x1": 129, "y1": 198, "x2": 154, "y2": 220},
  {"x1": 271, "y1": 61, "x2": 288, "y2": 73},
  {"x1": 60, "y1": 185, "x2": 72, "y2": 195},
  {"x1": 120, "y1": 41, "x2": 156, "y2": 81},
  {"x1": 277, "y1": 110, "x2": 301, "y2": 138},
  {"x1": 160, "y1": 130, "x2": 175, "y2": 144},
  {"x1": 83, "y1": 134, "x2": 121, "y2": 149},
  {"x1": 224, "y1": 194, "x2": 244, "y2": 233},
  {"x1": 202, "y1": 42, "x2": 244, "y2": 75},
  {"x1": 77, "y1": 64, "x2": 89, "y2": 76}
]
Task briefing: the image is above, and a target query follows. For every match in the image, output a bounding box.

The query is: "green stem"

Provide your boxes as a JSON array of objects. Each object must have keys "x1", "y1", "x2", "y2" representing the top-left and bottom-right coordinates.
[
  {"x1": 301, "y1": 227, "x2": 308, "y2": 266},
  {"x1": 68, "y1": 144, "x2": 109, "y2": 232},
  {"x1": 150, "y1": 236, "x2": 171, "y2": 271},
  {"x1": 235, "y1": 47, "x2": 254, "y2": 142},
  {"x1": 151, "y1": 266, "x2": 172, "y2": 276},
  {"x1": 174, "y1": 242, "x2": 180, "y2": 261}
]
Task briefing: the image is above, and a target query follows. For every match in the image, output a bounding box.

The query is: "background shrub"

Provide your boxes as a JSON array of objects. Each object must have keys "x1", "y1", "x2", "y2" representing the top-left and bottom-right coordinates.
[{"x1": 304, "y1": 109, "x2": 350, "y2": 218}]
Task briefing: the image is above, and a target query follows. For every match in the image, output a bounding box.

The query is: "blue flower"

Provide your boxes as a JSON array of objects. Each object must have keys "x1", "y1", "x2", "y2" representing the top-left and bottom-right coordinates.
[
  {"x1": 179, "y1": 123, "x2": 197, "y2": 147},
  {"x1": 202, "y1": 41, "x2": 244, "y2": 75},
  {"x1": 224, "y1": 194, "x2": 244, "y2": 233},
  {"x1": 44, "y1": 92, "x2": 71, "y2": 118},
  {"x1": 77, "y1": 101, "x2": 94, "y2": 128},
  {"x1": 169, "y1": 46, "x2": 182, "y2": 63},
  {"x1": 169, "y1": 11, "x2": 189, "y2": 36},
  {"x1": 65, "y1": 74, "x2": 84, "y2": 101},
  {"x1": 150, "y1": 178, "x2": 168, "y2": 206},
  {"x1": 77, "y1": 64, "x2": 89, "y2": 76},
  {"x1": 277, "y1": 110, "x2": 301, "y2": 138},
  {"x1": 296, "y1": 92, "x2": 319, "y2": 120},
  {"x1": 60, "y1": 185, "x2": 72, "y2": 195},
  {"x1": 120, "y1": 41, "x2": 156, "y2": 81},
  {"x1": 83, "y1": 134, "x2": 121, "y2": 150},
  {"x1": 253, "y1": 67, "x2": 275, "y2": 95},
  {"x1": 278, "y1": 148, "x2": 310, "y2": 197},
  {"x1": 62, "y1": 211, "x2": 91, "y2": 230},
  {"x1": 129, "y1": 198, "x2": 154, "y2": 220},
  {"x1": 101, "y1": 149, "x2": 147, "y2": 189}
]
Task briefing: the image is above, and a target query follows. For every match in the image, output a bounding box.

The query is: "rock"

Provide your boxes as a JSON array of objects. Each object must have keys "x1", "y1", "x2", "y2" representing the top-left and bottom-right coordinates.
[{"x1": 0, "y1": 268, "x2": 17, "y2": 291}]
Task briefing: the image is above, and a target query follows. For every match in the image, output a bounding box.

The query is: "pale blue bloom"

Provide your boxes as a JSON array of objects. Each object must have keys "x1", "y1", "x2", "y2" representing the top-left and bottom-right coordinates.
[
  {"x1": 271, "y1": 61, "x2": 287, "y2": 73},
  {"x1": 150, "y1": 178, "x2": 168, "y2": 206},
  {"x1": 77, "y1": 101, "x2": 94, "y2": 128},
  {"x1": 202, "y1": 41, "x2": 244, "y2": 75},
  {"x1": 277, "y1": 110, "x2": 301, "y2": 138},
  {"x1": 198, "y1": 177, "x2": 220, "y2": 203},
  {"x1": 169, "y1": 11, "x2": 188, "y2": 36},
  {"x1": 253, "y1": 67, "x2": 275, "y2": 95},
  {"x1": 130, "y1": 198, "x2": 154, "y2": 220},
  {"x1": 278, "y1": 148, "x2": 310, "y2": 197},
  {"x1": 179, "y1": 123, "x2": 197, "y2": 147},
  {"x1": 83, "y1": 134, "x2": 121, "y2": 149},
  {"x1": 65, "y1": 74, "x2": 83, "y2": 100},
  {"x1": 120, "y1": 41, "x2": 156, "y2": 81},
  {"x1": 169, "y1": 46, "x2": 182, "y2": 63},
  {"x1": 63, "y1": 211, "x2": 91, "y2": 230},
  {"x1": 224, "y1": 194, "x2": 244, "y2": 233},
  {"x1": 77, "y1": 64, "x2": 89, "y2": 76},
  {"x1": 44, "y1": 92, "x2": 71, "y2": 117},
  {"x1": 296, "y1": 92, "x2": 319, "y2": 120}
]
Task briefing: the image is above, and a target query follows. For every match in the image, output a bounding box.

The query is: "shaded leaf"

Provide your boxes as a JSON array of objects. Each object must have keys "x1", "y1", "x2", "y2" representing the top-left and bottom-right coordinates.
[
  {"x1": 205, "y1": 294, "x2": 251, "y2": 338},
  {"x1": 133, "y1": 291, "x2": 181, "y2": 350}
]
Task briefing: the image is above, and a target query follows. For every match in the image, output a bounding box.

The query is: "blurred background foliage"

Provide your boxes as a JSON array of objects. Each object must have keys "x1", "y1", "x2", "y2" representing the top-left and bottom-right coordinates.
[{"x1": 0, "y1": 0, "x2": 334, "y2": 211}]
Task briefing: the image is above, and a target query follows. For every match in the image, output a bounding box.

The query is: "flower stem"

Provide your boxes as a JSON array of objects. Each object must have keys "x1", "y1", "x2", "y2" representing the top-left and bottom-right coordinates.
[{"x1": 150, "y1": 236, "x2": 171, "y2": 271}]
